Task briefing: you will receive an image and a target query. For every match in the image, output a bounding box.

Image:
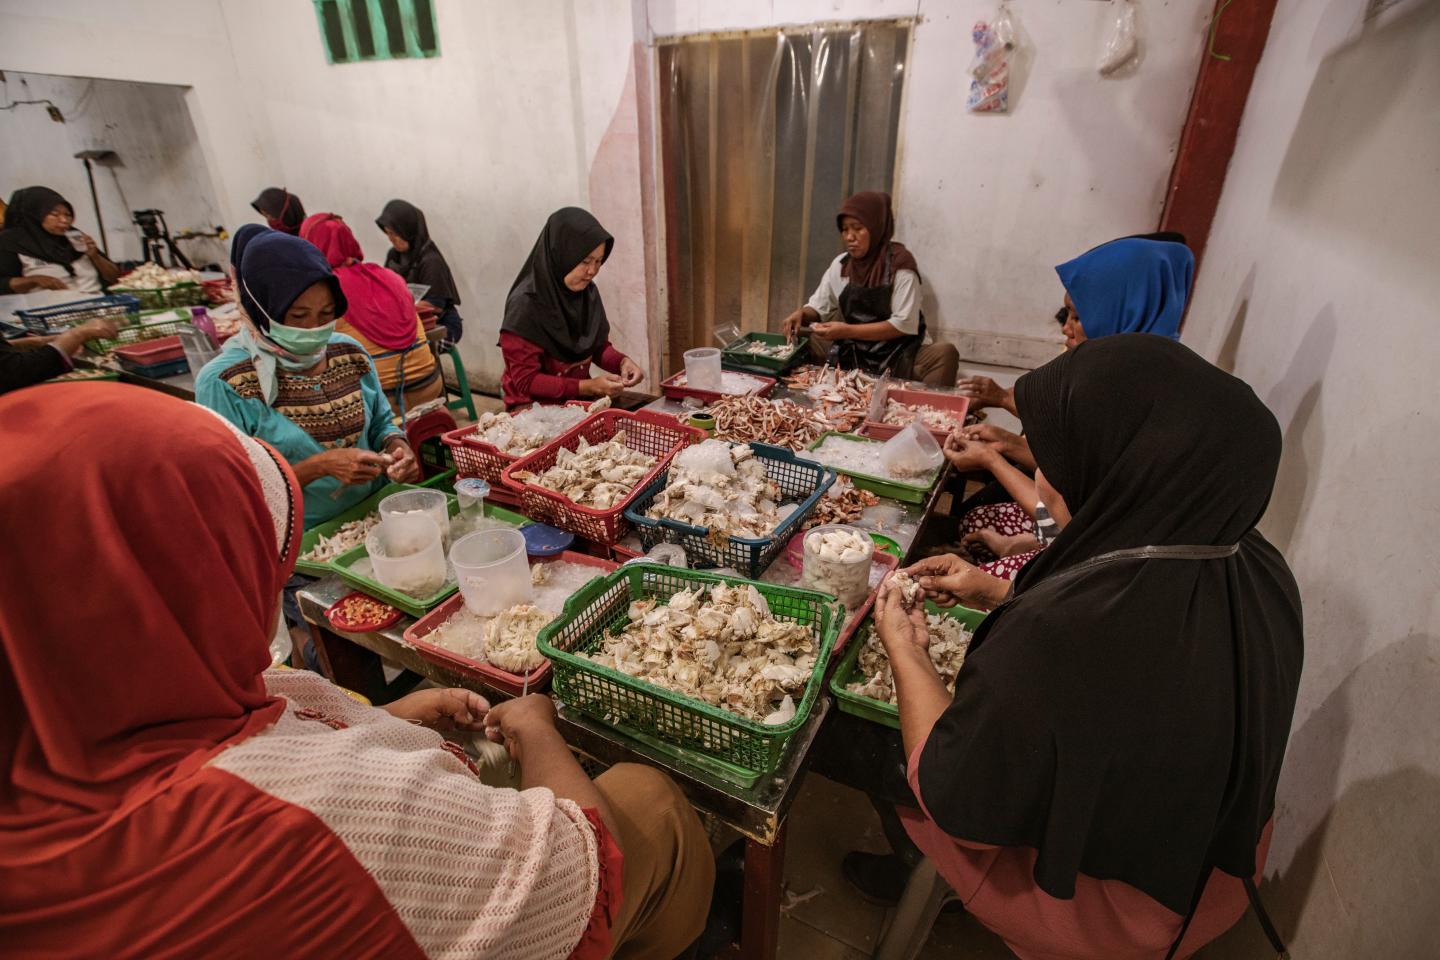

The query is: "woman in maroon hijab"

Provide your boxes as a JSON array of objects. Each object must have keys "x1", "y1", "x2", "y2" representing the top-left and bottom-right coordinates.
[{"x1": 782, "y1": 191, "x2": 958, "y2": 386}]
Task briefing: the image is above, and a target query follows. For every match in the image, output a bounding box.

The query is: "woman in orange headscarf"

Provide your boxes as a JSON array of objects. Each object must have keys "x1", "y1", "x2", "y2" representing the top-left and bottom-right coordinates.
[
  {"x1": 0, "y1": 384, "x2": 714, "y2": 960},
  {"x1": 300, "y1": 212, "x2": 443, "y2": 414}
]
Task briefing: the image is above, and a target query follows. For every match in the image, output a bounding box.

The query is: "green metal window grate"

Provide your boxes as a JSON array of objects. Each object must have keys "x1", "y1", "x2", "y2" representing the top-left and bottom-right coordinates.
[{"x1": 313, "y1": 0, "x2": 439, "y2": 64}]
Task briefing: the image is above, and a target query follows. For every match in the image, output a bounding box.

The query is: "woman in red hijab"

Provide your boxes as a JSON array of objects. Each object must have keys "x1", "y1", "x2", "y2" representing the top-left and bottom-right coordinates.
[
  {"x1": 0, "y1": 384, "x2": 714, "y2": 959},
  {"x1": 782, "y1": 191, "x2": 958, "y2": 386},
  {"x1": 300, "y1": 212, "x2": 443, "y2": 413}
]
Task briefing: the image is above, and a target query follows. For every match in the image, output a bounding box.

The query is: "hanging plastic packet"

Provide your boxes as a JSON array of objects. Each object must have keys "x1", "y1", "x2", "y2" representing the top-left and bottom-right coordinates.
[
  {"x1": 966, "y1": 4, "x2": 1016, "y2": 114},
  {"x1": 1098, "y1": 0, "x2": 1140, "y2": 77}
]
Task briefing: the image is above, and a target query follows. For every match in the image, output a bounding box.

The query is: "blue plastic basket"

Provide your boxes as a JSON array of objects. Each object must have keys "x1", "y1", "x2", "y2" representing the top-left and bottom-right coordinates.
[
  {"x1": 14, "y1": 295, "x2": 141, "y2": 335},
  {"x1": 623, "y1": 442, "x2": 836, "y2": 577}
]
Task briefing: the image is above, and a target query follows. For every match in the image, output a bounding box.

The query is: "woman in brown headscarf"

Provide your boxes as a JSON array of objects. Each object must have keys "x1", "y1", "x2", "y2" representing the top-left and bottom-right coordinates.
[{"x1": 782, "y1": 191, "x2": 958, "y2": 386}]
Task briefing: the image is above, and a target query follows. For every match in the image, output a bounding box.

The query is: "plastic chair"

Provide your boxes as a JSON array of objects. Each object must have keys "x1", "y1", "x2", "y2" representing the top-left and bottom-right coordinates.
[
  {"x1": 872, "y1": 859, "x2": 957, "y2": 960},
  {"x1": 427, "y1": 327, "x2": 476, "y2": 421}
]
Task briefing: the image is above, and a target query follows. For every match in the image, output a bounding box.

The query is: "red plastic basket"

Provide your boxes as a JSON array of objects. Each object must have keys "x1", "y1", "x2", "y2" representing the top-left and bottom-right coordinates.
[
  {"x1": 402, "y1": 551, "x2": 617, "y2": 696},
  {"x1": 659, "y1": 370, "x2": 776, "y2": 405},
  {"x1": 860, "y1": 388, "x2": 971, "y2": 443},
  {"x1": 501, "y1": 410, "x2": 704, "y2": 544},
  {"x1": 443, "y1": 401, "x2": 591, "y2": 486}
]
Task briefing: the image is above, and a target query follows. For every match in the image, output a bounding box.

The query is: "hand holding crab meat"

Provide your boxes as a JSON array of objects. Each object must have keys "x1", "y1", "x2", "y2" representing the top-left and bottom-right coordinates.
[{"x1": 900, "y1": 554, "x2": 1011, "y2": 611}]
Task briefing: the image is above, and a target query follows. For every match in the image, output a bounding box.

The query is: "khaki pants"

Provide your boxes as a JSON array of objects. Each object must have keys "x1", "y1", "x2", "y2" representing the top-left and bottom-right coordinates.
[
  {"x1": 596, "y1": 764, "x2": 715, "y2": 959},
  {"x1": 808, "y1": 337, "x2": 960, "y2": 388}
]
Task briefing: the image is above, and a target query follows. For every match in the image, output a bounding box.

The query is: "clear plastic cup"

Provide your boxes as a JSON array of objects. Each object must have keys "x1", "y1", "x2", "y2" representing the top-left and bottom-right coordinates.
[
  {"x1": 450, "y1": 528, "x2": 534, "y2": 616},
  {"x1": 879, "y1": 421, "x2": 943, "y2": 478},
  {"x1": 801, "y1": 523, "x2": 874, "y2": 611},
  {"x1": 684, "y1": 347, "x2": 722, "y2": 391},
  {"x1": 380, "y1": 488, "x2": 451, "y2": 550},
  {"x1": 366, "y1": 514, "x2": 448, "y2": 598}
]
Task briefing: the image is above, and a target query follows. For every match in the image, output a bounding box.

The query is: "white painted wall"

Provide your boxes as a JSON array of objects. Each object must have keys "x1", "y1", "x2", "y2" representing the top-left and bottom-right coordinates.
[
  {"x1": 1182, "y1": 1, "x2": 1440, "y2": 956},
  {"x1": 646, "y1": 0, "x2": 1213, "y2": 353},
  {"x1": 0, "y1": 71, "x2": 228, "y2": 267}
]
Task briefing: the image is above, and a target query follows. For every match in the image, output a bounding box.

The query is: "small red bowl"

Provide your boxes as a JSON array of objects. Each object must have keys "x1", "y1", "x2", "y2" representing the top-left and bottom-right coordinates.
[{"x1": 325, "y1": 591, "x2": 403, "y2": 633}]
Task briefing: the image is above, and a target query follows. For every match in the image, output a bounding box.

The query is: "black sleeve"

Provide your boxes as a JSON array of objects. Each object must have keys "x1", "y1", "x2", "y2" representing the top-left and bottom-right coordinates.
[
  {"x1": 0, "y1": 247, "x2": 24, "y2": 283},
  {"x1": 0, "y1": 341, "x2": 69, "y2": 394}
]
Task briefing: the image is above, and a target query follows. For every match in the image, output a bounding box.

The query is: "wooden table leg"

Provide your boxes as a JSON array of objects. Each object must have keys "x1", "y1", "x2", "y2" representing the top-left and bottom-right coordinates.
[
  {"x1": 306, "y1": 622, "x2": 385, "y2": 701},
  {"x1": 740, "y1": 821, "x2": 788, "y2": 960}
]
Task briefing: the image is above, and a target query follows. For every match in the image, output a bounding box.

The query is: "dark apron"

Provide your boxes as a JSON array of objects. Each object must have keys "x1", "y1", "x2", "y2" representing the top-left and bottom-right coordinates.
[{"x1": 834, "y1": 247, "x2": 924, "y2": 379}]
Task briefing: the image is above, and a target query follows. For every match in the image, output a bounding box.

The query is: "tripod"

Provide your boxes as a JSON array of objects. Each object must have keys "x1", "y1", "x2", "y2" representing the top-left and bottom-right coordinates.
[{"x1": 132, "y1": 209, "x2": 194, "y2": 270}]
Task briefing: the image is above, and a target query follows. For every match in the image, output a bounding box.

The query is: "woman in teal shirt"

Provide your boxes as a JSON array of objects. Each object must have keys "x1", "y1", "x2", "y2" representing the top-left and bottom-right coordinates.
[{"x1": 197, "y1": 227, "x2": 419, "y2": 528}]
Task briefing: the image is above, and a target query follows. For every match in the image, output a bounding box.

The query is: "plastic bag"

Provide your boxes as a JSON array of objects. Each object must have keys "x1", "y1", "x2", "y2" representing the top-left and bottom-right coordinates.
[
  {"x1": 966, "y1": 5, "x2": 1016, "y2": 114},
  {"x1": 1098, "y1": 0, "x2": 1140, "y2": 76}
]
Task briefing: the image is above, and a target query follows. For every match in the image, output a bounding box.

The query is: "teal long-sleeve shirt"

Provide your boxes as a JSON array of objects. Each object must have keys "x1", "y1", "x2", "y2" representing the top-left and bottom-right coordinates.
[{"x1": 196, "y1": 334, "x2": 404, "y2": 528}]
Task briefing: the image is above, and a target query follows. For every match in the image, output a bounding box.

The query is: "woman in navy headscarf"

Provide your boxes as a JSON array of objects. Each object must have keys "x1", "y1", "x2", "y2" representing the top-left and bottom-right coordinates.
[{"x1": 196, "y1": 228, "x2": 419, "y2": 528}]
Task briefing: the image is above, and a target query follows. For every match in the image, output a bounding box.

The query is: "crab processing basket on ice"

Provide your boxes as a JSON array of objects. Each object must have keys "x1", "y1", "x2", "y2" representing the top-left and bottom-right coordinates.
[
  {"x1": 622, "y1": 442, "x2": 837, "y2": 578},
  {"x1": 536, "y1": 564, "x2": 839, "y2": 785},
  {"x1": 500, "y1": 410, "x2": 703, "y2": 544},
  {"x1": 442, "y1": 400, "x2": 591, "y2": 487}
]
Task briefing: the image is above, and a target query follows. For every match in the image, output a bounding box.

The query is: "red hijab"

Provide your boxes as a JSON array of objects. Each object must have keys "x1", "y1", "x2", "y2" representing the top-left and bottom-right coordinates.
[
  {"x1": 837, "y1": 190, "x2": 920, "y2": 287},
  {"x1": 300, "y1": 212, "x2": 419, "y2": 351},
  {"x1": 0, "y1": 385, "x2": 298, "y2": 860}
]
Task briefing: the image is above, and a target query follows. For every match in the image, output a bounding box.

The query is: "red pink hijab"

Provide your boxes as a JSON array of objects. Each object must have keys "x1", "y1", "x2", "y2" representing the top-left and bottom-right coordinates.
[{"x1": 300, "y1": 212, "x2": 419, "y2": 351}]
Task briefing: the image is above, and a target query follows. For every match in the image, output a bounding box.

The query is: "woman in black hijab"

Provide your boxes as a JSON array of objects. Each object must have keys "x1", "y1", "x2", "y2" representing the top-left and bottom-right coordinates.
[
  {"x1": 498, "y1": 207, "x2": 643, "y2": 408},
  {"x1": 0, "y1": 186, "x2": 121, "y2": 294},
  {"x1": 251, "y1": 187, "x2": 306, "y2": 235},
  {"x1": 375, "y1": 199, "x2": 464, "y2": 344},
  {"x1": 875, "y1": 334, "x2": 1303, "y2": 959}
]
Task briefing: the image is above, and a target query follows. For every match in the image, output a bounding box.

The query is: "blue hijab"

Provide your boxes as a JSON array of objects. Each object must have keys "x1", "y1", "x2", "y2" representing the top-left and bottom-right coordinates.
[
  {"x1": 1055, "y1": 238, "x2": 1194, "y2": 340},
  {"x1": 229, "y1": 223, "x2": 269, "y2": 275},
  {"x1": 236, "y1": 230, "x2": 347, "y2": 332}
]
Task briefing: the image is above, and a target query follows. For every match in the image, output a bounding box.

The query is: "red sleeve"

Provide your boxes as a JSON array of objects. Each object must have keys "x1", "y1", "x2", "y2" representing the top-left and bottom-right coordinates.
[
  {"x1": 596, "y1": 341, "x2": 628, "y2": 376},
  {"x1": 567, "y1": 808, "x2": 624, "y2": 960},
  {"x1": 501, "y1": 331, "x2": 580, "y2": 405}
]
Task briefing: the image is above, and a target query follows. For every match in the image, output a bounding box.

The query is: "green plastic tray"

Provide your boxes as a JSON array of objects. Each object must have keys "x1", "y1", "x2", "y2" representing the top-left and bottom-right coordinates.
[
  {"x1": 829, "y1": 601, "x2": 988, "y2": 729},
  {"x1": 331, "y1": 498, "x2": 530, "y2": 618},
  {"x1": 720, "y1": 331, "x2": 808, "y2": 373},
  {"x1": 804, "y1": 432, "x2": 939, "y2": 504},
  {"x1": 419, "y1": 469, "x2": 457, "y2": 493},
  {"x1": 296, "y1": 481, "x2": 419, "y2": 577},
  {"x1": 537, "y1": 565, "x2": 839, "y2": 787}
]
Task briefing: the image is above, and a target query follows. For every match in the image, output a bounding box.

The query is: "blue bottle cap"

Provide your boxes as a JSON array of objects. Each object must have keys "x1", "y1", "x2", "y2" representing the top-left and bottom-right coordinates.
[{"x1": 520, "y1": 522, "x2": 574, "y2": 557}]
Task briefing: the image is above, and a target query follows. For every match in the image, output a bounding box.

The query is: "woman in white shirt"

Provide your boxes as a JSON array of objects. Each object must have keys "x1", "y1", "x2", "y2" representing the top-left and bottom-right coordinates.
[
  {"x1": 0, "y1": 186, "x2": 121, "y2": 294},
  {"x1": 782, "y1": 191, "x2": 958, "y2": 386}
]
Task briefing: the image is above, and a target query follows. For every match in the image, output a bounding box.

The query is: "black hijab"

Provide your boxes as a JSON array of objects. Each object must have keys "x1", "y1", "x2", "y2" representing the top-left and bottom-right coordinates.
[
  {"x1": 918, "y1": 335, "x2": 1304, "y2": 915},
  {"x1": 0, "y1": 187, "x2": 82, "y2": 277},
  {"x1": 375, "y1": 199, "x2": 460, "y2": 305},
  {"x1": 251, "y1": 188, "x2": 306, "y2": 235},
  {"x1": 500, "y1": 207, "x2": 613, "y2": 363}
]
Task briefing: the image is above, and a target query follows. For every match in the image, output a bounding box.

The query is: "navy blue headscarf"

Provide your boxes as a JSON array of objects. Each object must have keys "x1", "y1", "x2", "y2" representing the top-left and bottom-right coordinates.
[
  {"x1": 236, "y1": 231, "x2": 347, "y2": 332},
  {"x1": 1055, "y1": 238, "x2": 1194, "y2": 340},
  {"x1": 229, "y1": 223, "x2": 269, "y2": 275}
]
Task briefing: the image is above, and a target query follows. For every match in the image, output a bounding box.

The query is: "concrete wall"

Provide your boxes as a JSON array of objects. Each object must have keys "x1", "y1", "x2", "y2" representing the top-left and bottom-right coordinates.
[
  {"x1": 1183, "y1": 0, "x2": 1440, "y2": 955},
  {"x1": 0, "y1": 71, "x2": 228, "y2": 267}
]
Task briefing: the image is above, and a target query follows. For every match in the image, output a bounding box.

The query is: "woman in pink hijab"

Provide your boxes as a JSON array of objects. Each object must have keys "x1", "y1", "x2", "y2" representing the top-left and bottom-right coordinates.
[{"x1": 300, "y1": 212, "x2": 442, "y2": 412}]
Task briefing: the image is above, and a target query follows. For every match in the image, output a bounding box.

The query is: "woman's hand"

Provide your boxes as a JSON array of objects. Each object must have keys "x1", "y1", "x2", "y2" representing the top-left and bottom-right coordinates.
[
  {"x1": 483, "y1": 694, "x2": 562, "y2": 766},
  {"x1": 874, "y1": 580, "x2": 931, "y2": 653},
  {"x1": 956, "y1": 376, "x2": 1014, "y2": 413},
  {"x1": 78, "y1": 232, "x2": 101, "y2": 258},
  {"x1": 383, "y1": 439, "x2": 420, "y2": 483},
  {"x1": 904, "y1": 554, "x2": 1011, "y2": 610},
  {"x1": 811, "y1": 321, "x2": 847, "y2": 340},
  {"x1": 619, "y1": 357, "x2": 644, "y2": 387},
  {"x1": 580, "y1": 373, "x2": 625, "y2": 398},
  {"x1": 942, "y1": 432, "x2": 999, "y2": 473},
  {"x1": 10, "y1": 275, "x2": 68, "y2": 293},
  {"x1": 383, "y1": 687, "x2": 491, "y2": 731},
  {"x1": 781, "y1": 308, "x2": 805, "y2": 341},
  {"x1": 324, "y1": 448, "x2": 392, "y2": 485}
]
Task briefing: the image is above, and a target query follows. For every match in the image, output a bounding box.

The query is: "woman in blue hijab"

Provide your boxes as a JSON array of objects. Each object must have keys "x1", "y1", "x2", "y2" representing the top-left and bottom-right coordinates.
[{"x1": 197, "y1": 228, "x2": 419, "y2": 528}]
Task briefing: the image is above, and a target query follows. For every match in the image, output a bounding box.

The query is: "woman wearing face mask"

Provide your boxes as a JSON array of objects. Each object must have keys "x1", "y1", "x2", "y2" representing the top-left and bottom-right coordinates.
[
  {"x1": 780, "y1": 191, "x2": 958, "y2": 386},
  {"x1": 0, "y1": 186, "x2": 122, "y2": 294},
  {"x1": 499, "y1": 207, "x2": 644, "y2": 409},
  {"x1": 251, "y1": 187, "x2": 307, "y2": 235},
  {"x1": 196, "y1": 229, "x2": 420, "y2": 528}
]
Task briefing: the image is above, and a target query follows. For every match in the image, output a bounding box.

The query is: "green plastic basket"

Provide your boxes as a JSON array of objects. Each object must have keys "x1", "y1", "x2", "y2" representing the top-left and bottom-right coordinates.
[
  {"x1": 84, "y1": 308, "x2": 193, "y2": 354},
  {"x1": 108, "y1": 281, "x2": 205, "y2": 310},
  {"x1": 720, "y1": 331, "x2": 808, "y2": 373},
  {"x1": 804, "y1": 432, "x2": 939, "y2": 504},
  {"x1": 537, "y1": 565, "x2": 839, "y2": 786},
  {"x1": 829, "y1": 602, "x2": 988, "y2": 729},
  {"x1": 331, "y1": 497, "x2": 530, "y2": 618}
]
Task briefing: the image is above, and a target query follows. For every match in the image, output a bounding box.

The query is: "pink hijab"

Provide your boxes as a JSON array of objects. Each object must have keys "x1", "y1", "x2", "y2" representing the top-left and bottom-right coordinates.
[{"x1": 300, "y1": 213, "x2": 418, "y2": 351}]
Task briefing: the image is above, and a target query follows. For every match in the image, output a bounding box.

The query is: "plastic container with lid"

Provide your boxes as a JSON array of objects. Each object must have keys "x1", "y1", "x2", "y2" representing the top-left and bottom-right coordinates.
[
  {"x1": 366, "y1": 514, "x2": 448, "y2": 599},
  {"x1": 683, "y1": 347, "x2": 722, "y2": 392},
  {"x1": 380, "y1": 488, "x2": 451, "y2": 550},
  {"x1": 801, "y1": 524, "x2": 874, "y2": 611},
  {"x1": 455, "y1": 478, "x2": 490, "y2": 520},
  {"x1": 450, "y1": 528, "x2": 533, "y2": 616}
]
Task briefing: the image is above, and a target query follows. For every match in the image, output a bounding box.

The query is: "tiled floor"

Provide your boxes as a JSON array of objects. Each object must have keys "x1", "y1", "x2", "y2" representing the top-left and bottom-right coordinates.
[{"x1": 778, "y1": 773, "x2": 1014, "y2": 959}]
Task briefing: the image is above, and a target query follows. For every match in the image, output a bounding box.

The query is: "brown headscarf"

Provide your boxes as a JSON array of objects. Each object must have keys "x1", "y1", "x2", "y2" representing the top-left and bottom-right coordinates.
[{"x1": 837, "y1": 191, "x2": 920, "y2": 287}]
